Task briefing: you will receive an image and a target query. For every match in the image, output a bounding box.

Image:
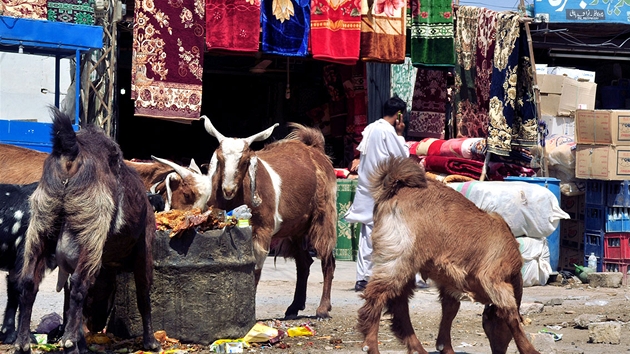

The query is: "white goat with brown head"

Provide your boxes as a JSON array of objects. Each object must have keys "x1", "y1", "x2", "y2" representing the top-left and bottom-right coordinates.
[{"x1": 202, "y1": 116, "x2": 337, "y2": 319}]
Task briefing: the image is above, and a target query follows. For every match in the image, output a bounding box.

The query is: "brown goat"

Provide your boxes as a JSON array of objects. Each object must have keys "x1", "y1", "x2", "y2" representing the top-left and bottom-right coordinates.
[
  {"x1": 0, "y1": 143, "x2": 206, "y2": 211},
  {"x1": 202, "y1": 118, "x2": 337, "y2": 319},
  {"x1": 14, "y1": 109, "x2": 160, "y2": 354},
  {"x1": 357, "y1": 157, "x2": 540, "y2": 354}
]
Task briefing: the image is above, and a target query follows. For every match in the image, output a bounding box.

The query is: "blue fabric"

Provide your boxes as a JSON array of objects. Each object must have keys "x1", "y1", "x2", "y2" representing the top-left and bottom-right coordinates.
[{"x1": 260, "y1": 0, "x2": 310, "y2": 56}]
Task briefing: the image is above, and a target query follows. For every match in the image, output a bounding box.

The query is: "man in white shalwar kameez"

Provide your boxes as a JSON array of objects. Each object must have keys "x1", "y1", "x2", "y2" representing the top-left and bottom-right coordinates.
[{"x1": 344, "y1": 96, "x2": 409, "y2": 291}]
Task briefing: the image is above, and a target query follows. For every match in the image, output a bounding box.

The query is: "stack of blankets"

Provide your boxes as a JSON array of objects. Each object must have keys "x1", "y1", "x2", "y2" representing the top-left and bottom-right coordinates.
[{"x1": 408, "y1": 138, "x2": 536, "y2": 181}]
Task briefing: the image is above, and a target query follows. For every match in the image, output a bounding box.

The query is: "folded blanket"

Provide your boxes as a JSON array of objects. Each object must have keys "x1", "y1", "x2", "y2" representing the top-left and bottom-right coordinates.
[
  {"x1": 206, "y1": 0, "x2": 261, "y2": 53},
  {"x1": 415, "y1": 138, "x2": 444, "y2": 157},
  {"x1": 439, "y1": 138, "x2": 467, "y2": 158},
  {"x1": 423, "y1": 155, "x2": 484, "y2": 179},
  {"x1": 310, "y1": 0, "x2": 362, "y2": 64},
  {"x1": 461, "y1": 138, "x2": 483, "y2": 159},
  {"x1": 487, "y1": 162, "x2": 536, "y2": 181},
  {"x1": 261, "y1": 0, "x2": 310, "y2": 56},
  {"x1": 359, "y1": 0, "x2": 406, "y2": 63}
]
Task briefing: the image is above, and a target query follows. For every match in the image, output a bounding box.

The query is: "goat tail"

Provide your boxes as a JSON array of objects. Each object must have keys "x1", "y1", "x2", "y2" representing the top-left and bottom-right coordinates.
[
  {"x1": 286, "y1": 123, "x2": 326, "y2": 152},
  {"x1": 369, "y1": 157, "x2": 427, "y2": 205},
  {"x1": 50, "y1": 106, "x2": 79, "y2": 160}
]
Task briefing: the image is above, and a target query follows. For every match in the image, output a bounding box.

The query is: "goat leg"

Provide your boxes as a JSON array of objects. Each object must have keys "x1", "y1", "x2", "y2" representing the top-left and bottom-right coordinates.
[
  {"x1": 60, "y1": 273, "x2": 92, "y2": 354},
  {"x1": 284, "y1": 247, "x2": 313, "y2": 319},
  {"x1": 386, "y1": 282, "x2": 427, "y2": 354},
  {"x1": 498, "y1": 306, "x2": 540, "y2": 354},
  {"x1": 316, "y1": 253, "x2": 335, "y2": 318},
  {"x1": 134, "y1": 231, "x2": 160, "y2": 352},
  {"x1": 1, "y1": 272, "x2": 20, "y2": 344},
  {"x1": 357, "y1": 281, "x2": 388, "y2": 354},
  {"x1": 14, "y1": 258, "x2": 47, "y2": 354},
  {"x1": 482, "y1": 304, "x2": 513, "y2": 353},
  {"x1": 435, "y1": 289, "x2": 460, "y2": 354}
]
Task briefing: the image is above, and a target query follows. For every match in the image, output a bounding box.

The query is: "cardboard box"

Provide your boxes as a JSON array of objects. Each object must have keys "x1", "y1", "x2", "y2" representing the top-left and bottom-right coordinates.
[
  {"x1": 537, "y1": 74, "x2": 597, "y2": 116},
  {"x1": 575, "y1": 109, "x2": 630, "y2": 145},
  {"x1": 575, "y1": 144, "x2": 630, "y2": 180},
  {"x1": 560, "y1": 219, "x2": 584, "y2": 250},
  {"x1": 560, "y1": 194, "x2": 585, "y2": 220},
  {"x1": 547, "y1": 66, "x2": 596, "y2": 83},
  {"x1": 559, "y1": 247, "x2": 584, "y2": 271},
  {"x1": 541, "y1": 114, "x2": 575, "y2": 136}
]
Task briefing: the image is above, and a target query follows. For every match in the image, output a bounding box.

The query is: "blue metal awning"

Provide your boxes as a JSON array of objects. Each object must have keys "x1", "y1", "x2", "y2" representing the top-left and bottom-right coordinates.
[{"x1": 0, "y1": 16, "x2": 103, "y2": 152}]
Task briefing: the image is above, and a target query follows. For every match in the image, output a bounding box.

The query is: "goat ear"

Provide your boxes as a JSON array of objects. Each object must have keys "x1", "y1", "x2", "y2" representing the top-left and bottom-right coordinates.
[
  {"x1": 188, "y1": 158, "x2": 202, "y2": 174},
  {"x1": 201, "y1": 116, "x2": 225, "y2": 143},
  {"x1": 151, "y1": 155, "x2": 192, "y2": 178},
  {"x1": 244, "y1": 123, "x2": 279, "y2": 145}
]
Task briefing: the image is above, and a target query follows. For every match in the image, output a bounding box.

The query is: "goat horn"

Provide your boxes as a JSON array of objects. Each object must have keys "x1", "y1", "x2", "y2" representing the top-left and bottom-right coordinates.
[
  {"x1": 201, "y1": 115, "x2": 225, "y2": 143},
  {"x1": 151, "y1": 156, "x2": 192, "y2": 178},
  {"x1": 188, "y1": 158, "x2": 202, "y2": 174},
  {"x1": 244, "y1": 123, "x2": 279, "y2": 145}
]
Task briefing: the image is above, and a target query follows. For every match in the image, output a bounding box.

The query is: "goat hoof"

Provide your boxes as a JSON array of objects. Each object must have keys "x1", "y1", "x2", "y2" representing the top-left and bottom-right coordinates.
[
  {"x1": 362, "y1": 345, "x2": 370, "y2": 352},
  {"x1": 2, "y1": 330, "x2": 17, "y2": 344},
  {"x1": 14, "y1": 343, "x2": 30, "y2": 354},
  {"x1": 144, "y1": 338, "x2": 160, "y2": 351},
  {"x1": 64, "y1": 339, "x2": 74, "y2": 348}
]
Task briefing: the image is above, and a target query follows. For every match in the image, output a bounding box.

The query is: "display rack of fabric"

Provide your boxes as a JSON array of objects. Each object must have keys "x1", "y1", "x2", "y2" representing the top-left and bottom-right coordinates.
[
  {"x1": 487, "y1": 12, "x2": 536, "y2": 156},
  {"x1": 205, "y1": 0, "x2": 261, "y2": 53},
  {"x1": 261, "y1": 0, "x2": 310, "y2": 56},
  {"x1": 310, "y1": 0, "x2": 362, "y2": 64},
  {"x1": 359, "y1": 0, "x2": 406, "y2": 63},
  {"x1": 1, "y1": 0, "x2": 47, "y2": 19},
  {"x1": 408, "y1": 68, "x2": 448, "y2": 139},
  {"x1": 453, "y1": 5, "x2": 484, "y2": 138},
  {"x1": 409, "y1": 0, "x2": 455, "y2": 67},
  {"x1": 390, "y1": 57, "x2": 417, "y2": 113},
  {"x1": 131, "y1": 0, "x2": 205, "y2": 121},
  {"x1": 47, "y1": 0, "x2": 95, "y2": 25}
]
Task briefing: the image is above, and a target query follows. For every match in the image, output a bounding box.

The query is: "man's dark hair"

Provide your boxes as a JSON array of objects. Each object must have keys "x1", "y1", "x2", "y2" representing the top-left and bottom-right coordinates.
[{"x1": 383, "y1": 96, "x2": 406, "y2": 117}]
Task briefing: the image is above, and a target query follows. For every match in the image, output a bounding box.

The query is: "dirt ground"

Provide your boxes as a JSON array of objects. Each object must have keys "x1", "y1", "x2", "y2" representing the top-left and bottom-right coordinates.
[{"x1": 1, "y1": 257, "x2": 629, "y2": 354}]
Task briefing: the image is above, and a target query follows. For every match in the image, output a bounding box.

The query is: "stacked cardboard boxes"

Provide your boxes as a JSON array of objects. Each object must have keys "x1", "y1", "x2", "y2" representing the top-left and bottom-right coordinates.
[{"x1": 575, "y1": 110, "x2": 630, "y2": 180}]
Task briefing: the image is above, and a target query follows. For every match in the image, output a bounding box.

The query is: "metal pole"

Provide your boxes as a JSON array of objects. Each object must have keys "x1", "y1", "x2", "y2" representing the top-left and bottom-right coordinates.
[
  {"x1": 54, "y1": 55, "x2": 60, "y2": 108},
  {"x1": 75, "y1": 49, "x2": 81, "y2": 126}
]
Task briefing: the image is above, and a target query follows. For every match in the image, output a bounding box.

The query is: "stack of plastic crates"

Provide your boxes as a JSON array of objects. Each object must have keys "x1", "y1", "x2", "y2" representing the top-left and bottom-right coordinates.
[
  {"x1": 603, "y1": 181, "x2": 630, "y2": 285},
  {"x1": 584, "y1": 181, "x2": 606, "y2": 271}
]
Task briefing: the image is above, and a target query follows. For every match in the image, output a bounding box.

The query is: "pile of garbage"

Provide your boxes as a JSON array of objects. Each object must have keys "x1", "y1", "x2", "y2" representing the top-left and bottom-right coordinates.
[
  {"x1": 156, "y1": 205, "x2": 252, "y2": 237},
  {"x1": 210, "y1": 321, "x2": 316, "y2": 353}
]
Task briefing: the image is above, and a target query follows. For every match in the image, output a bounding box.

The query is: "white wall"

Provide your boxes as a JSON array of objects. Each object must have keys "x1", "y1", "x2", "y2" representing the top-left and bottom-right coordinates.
[{"x1": 0, "y1": 52, "x2": 72, "y2": 123}]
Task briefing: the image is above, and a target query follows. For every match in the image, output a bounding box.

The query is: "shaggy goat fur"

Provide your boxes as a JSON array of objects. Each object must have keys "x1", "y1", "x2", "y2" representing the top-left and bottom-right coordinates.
[
  {"x1": 204, "y1": 120, "x2": 337, "y2": 319},
  {"x1": 14, "y1": 108, "x2": 159, "y2": 354},
  {"x1": 357, "y1": 157, "x2": 540, "y2": 354}
]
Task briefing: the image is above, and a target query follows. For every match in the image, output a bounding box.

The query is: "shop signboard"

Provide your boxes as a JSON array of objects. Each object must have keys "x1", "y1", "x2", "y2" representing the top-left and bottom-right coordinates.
[{"x1": 535, "y1": 0, "x2": 630, "y2": 24}]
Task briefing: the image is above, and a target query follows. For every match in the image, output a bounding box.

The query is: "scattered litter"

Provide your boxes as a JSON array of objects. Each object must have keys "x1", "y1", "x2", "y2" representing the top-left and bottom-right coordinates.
[
  {"x1": 287, "y1": 325, "x2": 315, "y2": 337},
  {"x1": 35, "y1": 333, "x2": 48, "y2": 344},
  {"x1": 523, "y1": 318, "x2": 532, "y2": 326},
  {"x1": 538, "y1": 329, "x2": 563, "y2": 341},
  {"x1": 210, "y1": 338, "x2": 250, "y2": 353},
  {"x1": 214, "y1": 342, "x2": 244, "y2": 353},
  {"x1": 458, "y1": 342, "x2": 474, "y2": 347},
  {"x1": 546, "y1": 325, "x2": 563, "y2": 331},
  {"x1": 32, "y1": 343, "x2": 60, "y2": 352},
  {"x1": 86, "y1": 332, "x2": 113, "y2": 345},
  {"x1": 243, "y1": 323, "x2": 283, "y2": 343},
  {"x1": 35, "y1": 312, "x2": 63, "y2": 334},
  {"x1": 585, "y1": 300, "x2": 609, "y2": 306}
]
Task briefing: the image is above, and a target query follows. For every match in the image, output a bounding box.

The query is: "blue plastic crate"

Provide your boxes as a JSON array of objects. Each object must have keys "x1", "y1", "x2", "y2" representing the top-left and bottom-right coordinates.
[
  {"x1": 606, "y1": 207, "x2": 630, "y2": 232},
  {"x1": 586, "y1": 180, "x2": 607, "y2": 205},
  {"x1": 584, "y1": 231, "x2": 604, "y2": 262},
  {"x1": 585, "y1": 204, "x2": 606, "y2": 232},
  {"x1": 607, "y1": 181, "x2": 630, "y2": 207},
  {"x1": 583, "y1": 256, "x2": 603, "y2": 272}
]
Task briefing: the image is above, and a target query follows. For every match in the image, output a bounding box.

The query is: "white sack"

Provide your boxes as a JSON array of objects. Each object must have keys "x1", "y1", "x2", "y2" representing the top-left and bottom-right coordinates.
[
  {"x1": 516, "y1": 237, "x2": 552, "y2": 287},
  {"x1": 449, "y1": 181, "x2": 570, "y2": 238}
]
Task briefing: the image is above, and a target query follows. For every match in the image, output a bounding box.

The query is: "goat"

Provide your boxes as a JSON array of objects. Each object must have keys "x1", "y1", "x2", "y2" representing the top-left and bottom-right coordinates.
[
  {"x1": 0, "y1": 183, "x2": 38, "y2": 344},
  {"x1": 14, "y1": 109, "x2": 160, "y2": 354},
  {"x1": 357, "y1": 157, "x2": 540, "y2": 354},
  {"x1": 0, "y1": 143, "x2": 200, "y2": 211},
  {"x1": 0, "y1": 144, "x2": 48, "y2": 185},
  {"x1": 201, "y1": 117, "x2": 337, "y2": 319}
]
